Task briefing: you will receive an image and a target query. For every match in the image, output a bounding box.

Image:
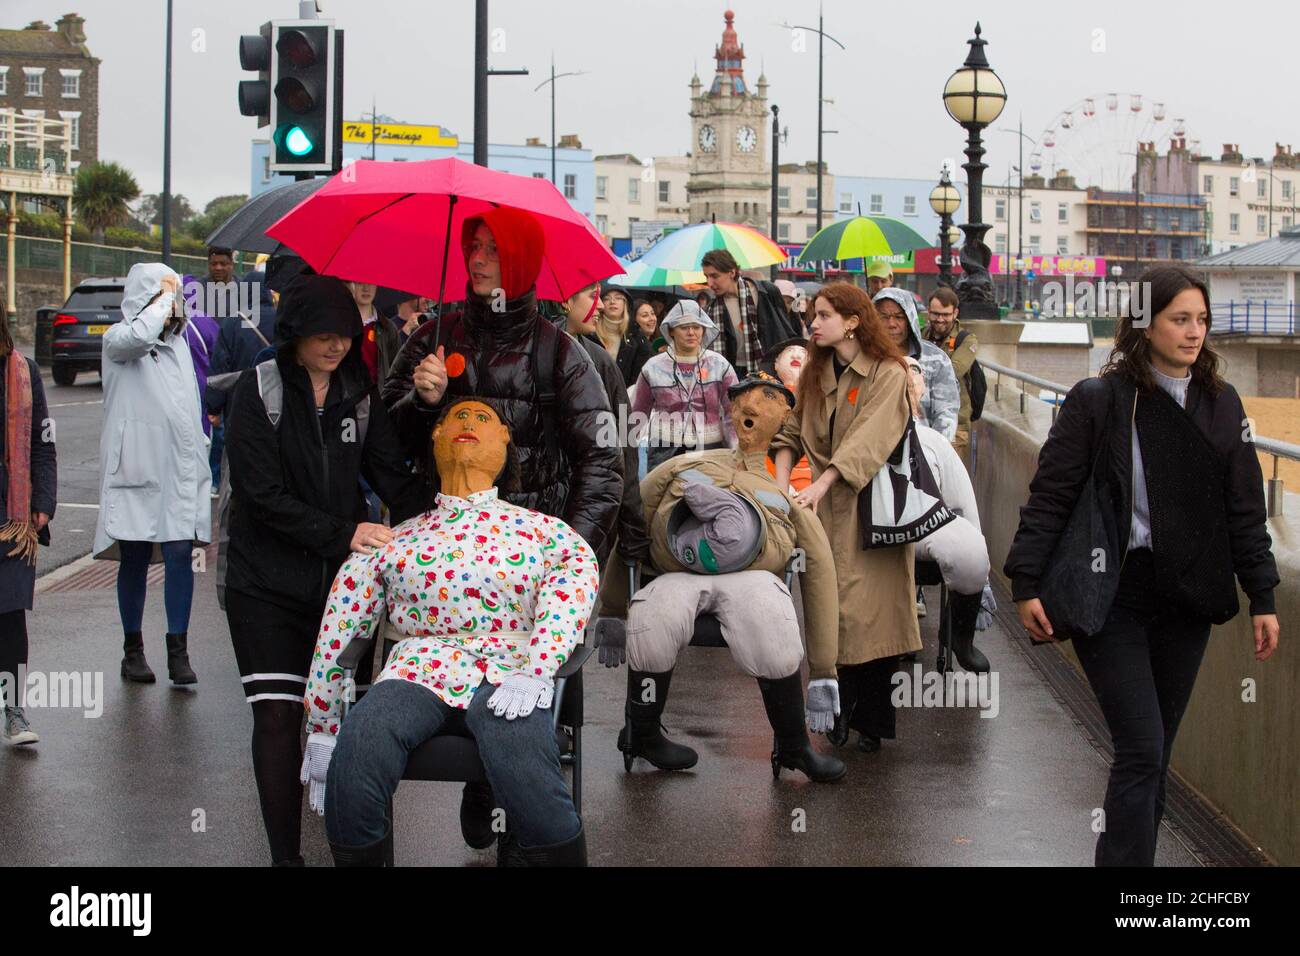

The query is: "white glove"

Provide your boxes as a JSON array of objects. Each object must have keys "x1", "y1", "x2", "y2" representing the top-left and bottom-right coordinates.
[
  {"x1": 299, "y1": 732, "x2": 337, "y2": 816},
  {"x1": 976, "y1": 583, "x2": 997, "y2": 632},
  {"x1": 805, "y1": 678, "x2": 840, "y2": 734},
  {"x1": 487, "y1": 673, "x2": 554, "y2": 720}
]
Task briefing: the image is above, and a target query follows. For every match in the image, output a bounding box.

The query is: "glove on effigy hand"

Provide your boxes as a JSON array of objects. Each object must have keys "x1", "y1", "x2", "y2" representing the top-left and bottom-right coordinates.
[
  {"x1": 300, "y1": 732, "x2": 337, "y2": 816},
  {"x1": 805, "y1": 678, "x2": 841, "y2": 734},
  {"x1": 487, "y1": 673, "x2": 555, "y2": 720}
]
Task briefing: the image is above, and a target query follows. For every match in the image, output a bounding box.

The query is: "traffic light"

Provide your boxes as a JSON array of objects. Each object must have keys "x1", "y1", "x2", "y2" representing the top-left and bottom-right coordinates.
[
  {"x1": 268, "y1": 20, "x2": 336, "y2": 173},
  {"x1": 236, "y1": 22, "x2": 271, "y2": 127}
]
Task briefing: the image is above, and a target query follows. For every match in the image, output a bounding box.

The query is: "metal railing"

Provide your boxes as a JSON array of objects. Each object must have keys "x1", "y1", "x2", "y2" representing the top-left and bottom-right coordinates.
[
  {"x1": 1211, "y1": 301, "x2": 1298, "y2": 336},
  {"x1": 979, "y1": 358, "x2": 1296, "y2": 516}
]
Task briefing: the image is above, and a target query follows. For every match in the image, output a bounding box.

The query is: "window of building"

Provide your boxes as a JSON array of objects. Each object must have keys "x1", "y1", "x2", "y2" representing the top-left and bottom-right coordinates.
[
  {"x1": 1029, "y1": 201, "x2": 1041, "y2": 223},
  {"x1": 1169, "y1": 214, "x2": 1180, "y2": 231},
  {"x1": 262, "y1": 155, "x2": 271, "y2": 182},
  {"x1": 1203, "y1": 174, "x2": 1214, "y2": 194},
  {"x1": 1229, "y1": 176, "x2": 1239, "y2": 197},
  {"x1": 1258, "y1": 179, "x2": 1268, "y2": 198},
  {"x1": 628, "y1": 178, "x2": 639, "y2": 202},
  {"x1": 995, "y1": 234, "x2": 1006, "y2": 254},
  {"x1": 58, "y1": 111, "x2": 80, "y2": 150},
  {"x1": 60, "y1": 69, "x2": 81, "y2": 98},
  {"x1": 1058, "y1": 202, "x2": 1069, "y2": 223},
  {"x1": 1258, "y1": 214, "x2": 1267, "y2": 234},
  {"x1": 806, "y1": 223, "x2": 817, "y2": 239},
  {"x1": 658, "y1": 180, "x2": 670, "y2": 204},
  {"x1": 1057, "y1": 236, "x2": 1069, "y2": 255},
  {"x1": 23, "y1": 67, "x2": 44, "y2": 97},
  {"x1": 806, "y1": 187, "x2": 818, "y2": 208},
  {"x1": 903, "y1": 195, "x2": 916, "y2": 216},
  {"x1": 0, "y1": 67, "x2": 8, "y2": 96},
  {"x1": 1285, "y1": 215, "x2": 1294, "y2": 229},
  {"x1": 1029, "y1": 235, "x2": 1041, "y2": 254},
  {"x1": 778, "y1": 186, "x2": 790, "y2": 210},
  {"x1": 778, "y1": 223, "x2": 790, "y2": 241},
  {"x1": 995, "y1": 198, "x2": 1006, "y2": 220},
  {"x1": 869, "y1": 194, "x2": 883, "y2": 214},
  {"x1": 596, "y1": 214, "x2": 607, "y2": 233},
  {"x1": 529, "y1": 171, "x2": 544, "y2": 178},
  {"x1": 595, "y1": 176, "x2": 607, "y2": 200},
  {"x1": 839, "y1": 193, "x2": 852, "y2": 214},
  {"x1": 1229, "y1": 213, "x2": 1239, "y2": 234},
  {"x1": 733, "y1": 202, "x2": 739, "y2": 215},
  {"x1": 1284, "y1": 181, "x2": 1293, "y2": 200},
  {"x1": 563, "y1": 174, "x2": 576, "y2": 199}
]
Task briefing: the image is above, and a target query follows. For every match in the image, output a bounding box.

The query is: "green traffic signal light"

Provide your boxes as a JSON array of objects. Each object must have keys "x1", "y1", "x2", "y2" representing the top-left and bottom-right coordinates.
[{"x1": 285, "y1": 126, "x2": 314, "y2": 156}]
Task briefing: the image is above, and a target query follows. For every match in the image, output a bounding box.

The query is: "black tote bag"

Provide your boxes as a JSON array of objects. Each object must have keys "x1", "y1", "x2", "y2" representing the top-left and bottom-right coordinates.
[{"x1": 1035, "y1": 378, "x2": 1124, "y2": 642}]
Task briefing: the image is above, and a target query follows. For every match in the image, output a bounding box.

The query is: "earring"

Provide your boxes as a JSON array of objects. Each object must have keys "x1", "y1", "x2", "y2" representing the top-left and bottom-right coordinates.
[{"x1": 845, "y1": 328, "x2": 855, "y2": 340}]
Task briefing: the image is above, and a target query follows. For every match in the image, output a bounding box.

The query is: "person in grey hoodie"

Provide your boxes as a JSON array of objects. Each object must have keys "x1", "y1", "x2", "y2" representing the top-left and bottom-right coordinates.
[{"x1": 872, "y1": 287, "x2": 960, "y2": 441}]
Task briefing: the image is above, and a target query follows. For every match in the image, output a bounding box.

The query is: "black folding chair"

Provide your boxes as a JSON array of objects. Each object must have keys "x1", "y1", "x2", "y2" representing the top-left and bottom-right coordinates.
[
  {"x1": 914, "y1": 559, "x2": 954, "y2": 673},
  {"x1": 337, "y1": 621, "x2": 593, "y2": 865}
]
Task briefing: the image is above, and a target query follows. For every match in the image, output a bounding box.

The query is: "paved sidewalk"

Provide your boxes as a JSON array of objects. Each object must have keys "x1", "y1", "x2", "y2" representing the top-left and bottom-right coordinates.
[{"x1": 0, "y1": 556, "x2": 1199, "y2": 866}]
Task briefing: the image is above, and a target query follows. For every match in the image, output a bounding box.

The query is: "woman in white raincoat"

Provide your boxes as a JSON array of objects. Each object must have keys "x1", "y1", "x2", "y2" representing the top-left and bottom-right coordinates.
[{"x1": 94, "y1": 262, "x2": 211, "y2": 686}]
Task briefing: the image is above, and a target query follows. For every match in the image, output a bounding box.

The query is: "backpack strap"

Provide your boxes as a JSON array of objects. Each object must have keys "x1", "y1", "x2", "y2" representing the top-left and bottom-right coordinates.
[
  {"x1": 532, "y1": 318, "x2": 561, "y2": 457},
  {"x1": 255, "y1": 359, "x2": 283, "y2": 429}
]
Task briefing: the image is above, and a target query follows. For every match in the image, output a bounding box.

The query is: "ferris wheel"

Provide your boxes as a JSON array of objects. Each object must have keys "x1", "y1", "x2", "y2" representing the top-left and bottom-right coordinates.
[{"x1": 1028, "y1": 93, "x2": 1194, "y2": 192}]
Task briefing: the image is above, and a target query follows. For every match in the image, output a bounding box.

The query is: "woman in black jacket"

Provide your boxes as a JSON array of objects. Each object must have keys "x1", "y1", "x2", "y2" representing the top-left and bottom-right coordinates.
[
  {"x1": 224, "y1": 273, "x2": 426, "y2": 866},
  {"x1": 1004, "y1": 266, "x2": 1280, "y2": 867},
  {"x1": 0, "y1": 316, "x2": 56, "y2": 747}
]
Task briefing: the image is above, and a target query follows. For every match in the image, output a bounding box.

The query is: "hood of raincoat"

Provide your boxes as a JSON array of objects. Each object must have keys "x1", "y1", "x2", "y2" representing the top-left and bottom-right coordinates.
[
  {"x1": 121, "y1": 262, "x2": 183, "y2": 329},
  {"x1": 873, "y1": 286, "x2": 922, "y2": 357},
  {"x1": 274, "y1": 272, "x2": 364, "y2": 344},
  {"x1": 659, "y1": 299, "x2": 720, "y2": 351}
]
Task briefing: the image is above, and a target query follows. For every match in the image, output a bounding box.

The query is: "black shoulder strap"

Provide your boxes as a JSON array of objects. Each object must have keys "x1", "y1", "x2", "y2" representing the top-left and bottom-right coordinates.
[
  {"x1": 532, "y1": 318, "x2": 560, "y2": 456},
  {"x1": 954, "y1": 328, "x2": 970, "y2": 348}
]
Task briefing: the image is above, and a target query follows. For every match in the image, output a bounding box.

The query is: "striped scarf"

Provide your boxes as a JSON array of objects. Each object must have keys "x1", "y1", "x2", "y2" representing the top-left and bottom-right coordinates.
[
  {"x1": 0, "y1": 352, "x2": 36, "y2": 565},
  {"x1": 709, "y1": 279, "x2": 764, "y2": 374}
]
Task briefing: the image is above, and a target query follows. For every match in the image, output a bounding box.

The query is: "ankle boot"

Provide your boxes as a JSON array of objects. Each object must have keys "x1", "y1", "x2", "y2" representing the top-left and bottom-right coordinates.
[
  {"x1": 518, "y1": 825, "x2": 587, "y2": 867},
  {"x1": 329, "y1": 825, "x2": 390, "y2": 867},
  {"x1": 165, "y1": 632, "x2": 197, "y2": 685},
  {"x1": 757, "y1": 672, "x2": 847, "y2": 783},
  {"x1": 950, "y1": 591, "x2": 990, "y2": 673},
  {"x1": 460, "y1": 781, "x2": 497, "y2": 850},
  {"x1": 619, "y1": 668, "x2": 698, "y2": 771},
  {"x1": 827, "y1": 664, "x2": 860, "y2": 748},
  {"x1": 121, "y1": 631, "x2": 156, "y2": 683}
]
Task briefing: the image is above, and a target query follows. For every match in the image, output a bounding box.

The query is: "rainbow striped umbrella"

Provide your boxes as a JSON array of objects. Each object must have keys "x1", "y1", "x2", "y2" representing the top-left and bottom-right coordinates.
[
  {"x1": 797, "y1": 216, "x2": 930, "y2": 266},
  {"x1": 608, "y1": 256, "x2": 705, "y2": 288},
  {"x1": 634, "y1": 221, "x2": 786, "y2": 272}
]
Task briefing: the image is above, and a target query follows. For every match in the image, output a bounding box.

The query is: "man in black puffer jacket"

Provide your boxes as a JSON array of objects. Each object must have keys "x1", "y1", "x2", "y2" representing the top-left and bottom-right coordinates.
[{"x1": 383, "y1": 207, "x2": 622, "y2": 566}]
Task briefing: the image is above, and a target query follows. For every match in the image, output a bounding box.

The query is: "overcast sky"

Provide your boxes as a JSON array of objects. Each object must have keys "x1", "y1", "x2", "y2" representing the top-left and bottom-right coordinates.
[{"x1": 7, "y1": 0, "x2": 1295, "y2": 207}]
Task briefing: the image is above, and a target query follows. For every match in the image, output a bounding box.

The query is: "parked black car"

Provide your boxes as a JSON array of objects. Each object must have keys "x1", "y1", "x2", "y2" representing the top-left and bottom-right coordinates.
[{"x1": 49, "y1": 277, "x2": 126, "y2": 386}]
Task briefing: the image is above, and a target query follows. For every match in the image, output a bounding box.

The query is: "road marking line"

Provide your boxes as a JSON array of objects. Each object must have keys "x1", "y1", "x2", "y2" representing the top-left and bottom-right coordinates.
[
  {"x1": 48, "y1": 400, "x2": 104, "y2": 408},
  {"x1": 57, "y1": 502, "x2": 100, "y2": 509}
]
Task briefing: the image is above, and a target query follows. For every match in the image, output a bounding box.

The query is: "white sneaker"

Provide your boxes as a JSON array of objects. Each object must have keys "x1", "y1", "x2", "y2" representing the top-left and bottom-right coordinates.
[
  {"x1": 3, "y1": 706, "x2": 38, "y2": 746},
  {"x1": 916, "y1": 587, "x2": 927, "y2": 618}
]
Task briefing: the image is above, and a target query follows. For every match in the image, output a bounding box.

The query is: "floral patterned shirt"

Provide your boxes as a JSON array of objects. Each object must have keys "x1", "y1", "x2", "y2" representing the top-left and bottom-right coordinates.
[{"x1": 304, "y1": 488, "x2": 598, "y2": 735}]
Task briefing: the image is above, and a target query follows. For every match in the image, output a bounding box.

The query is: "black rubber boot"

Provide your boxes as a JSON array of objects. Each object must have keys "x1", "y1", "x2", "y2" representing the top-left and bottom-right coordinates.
[
  {"x1": 121, "y1": 631, "x2": 155, "y2": 683},
  {"x1": 950, "y1": 591, "x2": 990, "y2": 673},
  {"x1": 165, "y1": 632, "x2": 197, "y2": 685},
  {"x1": 827, "y1": 665, "x2": 859, "y2": 748},
  {"x1": 757, "y1": 672, "x2": 847, "y2": 783},
  {"x1": 519, "y1": 825, "x2": 588, "y2": 867},
  {"x1": 329, "y1": 826, "x2": 389, "y2": 867},
  {"x1": 460, "y1": 781, "x2": 497, "y2": 850},
  {"x1": 619, "y1": 668, "x2": 698, "y2": 771}
]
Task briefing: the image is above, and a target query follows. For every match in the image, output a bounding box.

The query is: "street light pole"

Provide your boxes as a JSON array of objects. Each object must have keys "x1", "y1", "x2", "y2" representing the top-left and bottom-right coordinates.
[
  {"x1": 472, "y1": 0, "x2": 529, "y2": 167},
  {"x1": 771, "y1": 104, "x2": 780, "y2": 280},
  {"x1": 533, "y1": 56, "x2": 587, "y2": 186},
  {"x1": 785, "y1": 9, "x2": 845, "y2": 262},
  {"x1": 161, "y1": 0, "x2": 173, "y2": 265}
]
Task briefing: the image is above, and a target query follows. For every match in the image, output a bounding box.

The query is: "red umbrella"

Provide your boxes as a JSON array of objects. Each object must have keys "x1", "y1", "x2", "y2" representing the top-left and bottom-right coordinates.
[{"x1": 265, "y1": 157, "x2": 620, "y2": 303}]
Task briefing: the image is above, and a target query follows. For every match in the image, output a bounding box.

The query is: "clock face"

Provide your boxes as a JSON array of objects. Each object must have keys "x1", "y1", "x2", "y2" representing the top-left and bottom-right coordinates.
[
  {"x1": 736, "y1": 126, "x2": 758, "y2": 152},
  {"x1": 699, "y1": 125, "x2": 717, "y2": 152}
]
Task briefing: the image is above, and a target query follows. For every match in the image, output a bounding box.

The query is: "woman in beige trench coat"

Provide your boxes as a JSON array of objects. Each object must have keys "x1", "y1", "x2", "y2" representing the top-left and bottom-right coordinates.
[{"x1": 772, "y1": 281, "x2": 919, "y2": 753}]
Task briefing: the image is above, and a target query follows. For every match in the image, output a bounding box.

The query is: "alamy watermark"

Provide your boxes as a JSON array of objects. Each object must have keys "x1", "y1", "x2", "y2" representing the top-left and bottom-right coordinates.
[
  {"x1": 1, "y1": 665, "x2": 103, "y2": 718},
  {"x1": 1037, "y1": 275, "x2": 1151, "y2": 326},
  {"x1": 890, "y1": 663, "x2": 999, "y2": 718},
  {"x1": 180, "y1": 278, "x2": 261, "y2": 327}
]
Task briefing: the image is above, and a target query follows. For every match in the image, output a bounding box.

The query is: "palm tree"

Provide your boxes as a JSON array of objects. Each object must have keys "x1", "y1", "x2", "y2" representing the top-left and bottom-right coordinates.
[{"x1": 73, "y1": 161, "x2": 141, "y2": 239}]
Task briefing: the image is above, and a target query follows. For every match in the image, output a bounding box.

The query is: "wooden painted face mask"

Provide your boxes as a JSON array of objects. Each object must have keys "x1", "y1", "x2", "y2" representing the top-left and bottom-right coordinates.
[
  {"x1": 432, "y1": 400, "x2": 511, "y2": 496},
  {"x1": 730, "y1": 384, "x2": 791, "y2": 456}
]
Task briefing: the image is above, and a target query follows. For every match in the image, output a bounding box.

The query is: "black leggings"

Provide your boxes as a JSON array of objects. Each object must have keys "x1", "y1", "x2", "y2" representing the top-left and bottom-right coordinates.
[
  {"x1": 0, "y1": 609, "x2": 28, "y2": 707},
  {"x1": 839, "y1": 655, "x2": 900, "y2": 740},
  {"x1": 1072, "y1": 549, "x2": 1211, "y2": 867}
]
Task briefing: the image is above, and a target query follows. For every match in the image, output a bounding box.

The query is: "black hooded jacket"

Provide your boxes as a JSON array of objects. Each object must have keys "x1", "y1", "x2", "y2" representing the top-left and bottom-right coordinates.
[
  {"x1": 383, "y1": 288, "x2": 622, "y2": 565},
  {"x1": 224, "y1": 276, "x2": 427, "y2": 611}
]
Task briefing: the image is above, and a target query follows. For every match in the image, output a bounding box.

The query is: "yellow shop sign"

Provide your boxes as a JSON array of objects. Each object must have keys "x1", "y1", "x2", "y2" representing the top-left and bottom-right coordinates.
[{"x1": 342, "y1": 122, "x2": 459, "y2": 148}]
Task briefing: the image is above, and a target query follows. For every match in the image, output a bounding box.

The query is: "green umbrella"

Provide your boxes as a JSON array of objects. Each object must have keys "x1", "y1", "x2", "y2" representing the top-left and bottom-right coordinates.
[{"x1": 797, "y1": 216, "x2": 930, "y2": 265}]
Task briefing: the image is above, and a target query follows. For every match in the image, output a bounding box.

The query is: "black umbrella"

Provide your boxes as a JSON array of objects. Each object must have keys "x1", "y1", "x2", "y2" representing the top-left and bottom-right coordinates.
[{"x1": 205, "y1": 177, "x2": 329, "y2": 254}]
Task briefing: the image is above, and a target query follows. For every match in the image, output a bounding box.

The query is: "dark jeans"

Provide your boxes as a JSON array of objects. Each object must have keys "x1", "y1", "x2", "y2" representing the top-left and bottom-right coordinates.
[
  {"x1": 116, "y1": 540, "x2": 195, "y2": 635},
  {"x1": 209, "y1": 421, "x2": 225, "y2": 487},
  {"x1": 0, "y1": 609, "x2": 27, "y2": 707},
  {"x1": 1072, "y1": 549, "x2": 1211, "y2": 867},
  {"x1": 325, "y1": 678, "x2": 580, "y2": 850}
]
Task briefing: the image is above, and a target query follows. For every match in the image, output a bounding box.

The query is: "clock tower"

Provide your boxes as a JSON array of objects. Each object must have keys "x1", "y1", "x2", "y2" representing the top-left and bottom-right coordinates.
[{"x1": 687, "y1": 9, "x2": 770, "y2": 230}]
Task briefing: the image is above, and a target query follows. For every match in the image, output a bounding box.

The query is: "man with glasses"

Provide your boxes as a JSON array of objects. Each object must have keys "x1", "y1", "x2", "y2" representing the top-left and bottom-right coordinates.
[{"x1": 924, "y1": 287, "x2": 978, "y2": 468}]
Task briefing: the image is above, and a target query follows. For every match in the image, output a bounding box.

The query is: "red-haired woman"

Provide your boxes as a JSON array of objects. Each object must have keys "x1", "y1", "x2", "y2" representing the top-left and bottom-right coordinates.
[{"x1": 771, "y1": 283, "x2": 919, "y2": 753}]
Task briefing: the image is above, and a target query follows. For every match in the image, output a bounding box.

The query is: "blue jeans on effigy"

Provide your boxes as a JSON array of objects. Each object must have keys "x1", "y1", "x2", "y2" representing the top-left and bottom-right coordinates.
[{"x1": 325, "y1": 677, "x2": 580, "y2": 850}]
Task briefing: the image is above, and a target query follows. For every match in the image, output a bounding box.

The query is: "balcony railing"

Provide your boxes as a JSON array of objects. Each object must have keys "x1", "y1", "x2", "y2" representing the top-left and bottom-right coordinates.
[{"x1": 1211, "y1": 301, "x2": 1298, "y2": 336}]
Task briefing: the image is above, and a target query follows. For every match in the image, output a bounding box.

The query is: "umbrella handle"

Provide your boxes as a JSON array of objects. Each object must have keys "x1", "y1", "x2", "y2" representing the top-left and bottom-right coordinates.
[{"x1": 435, "y1": 193, "x2": 459, "y2": 326}]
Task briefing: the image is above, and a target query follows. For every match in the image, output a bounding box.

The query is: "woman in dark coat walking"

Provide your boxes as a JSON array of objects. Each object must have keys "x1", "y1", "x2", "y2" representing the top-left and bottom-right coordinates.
[
  {"x1": 224, "y1": 273, "x2": 426, "y2": 866},
  {"x1": 0, "y1": 317, "x2": 56, "y2": 746},
  {"x1": 1004, "y1": 266, "x2": 1281, "y2": 867}
]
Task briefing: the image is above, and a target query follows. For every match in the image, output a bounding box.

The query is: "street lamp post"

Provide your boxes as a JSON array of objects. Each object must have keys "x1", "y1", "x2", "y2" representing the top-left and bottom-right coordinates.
[
  {"x1": 472, "y1": 0, "x2": 529, "y2": 167},
  {"x1": 770, "y1": 104, "x2": 781, "y2": 281},
  {"x1": 929, "y1": 168, "x2": 962, "y2": 288},
  {"x1": 785, "y1": 6, "x2": 845, "y2": 236},
  {"x1": 944, "y1": 23, "x2": 1007, "y2": 320},
  {"x1": 534, "y1": 56, "x2": 587, "y2": 186}
]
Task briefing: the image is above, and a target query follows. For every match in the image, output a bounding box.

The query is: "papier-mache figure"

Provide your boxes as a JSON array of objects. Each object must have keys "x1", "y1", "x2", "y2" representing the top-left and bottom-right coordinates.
[
  {"x1": 300, "y1": 397, "x2": 598, "y2": 866},
  {"x1": 603, "y1": 370, "x2": 846, "y2": 783}
]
